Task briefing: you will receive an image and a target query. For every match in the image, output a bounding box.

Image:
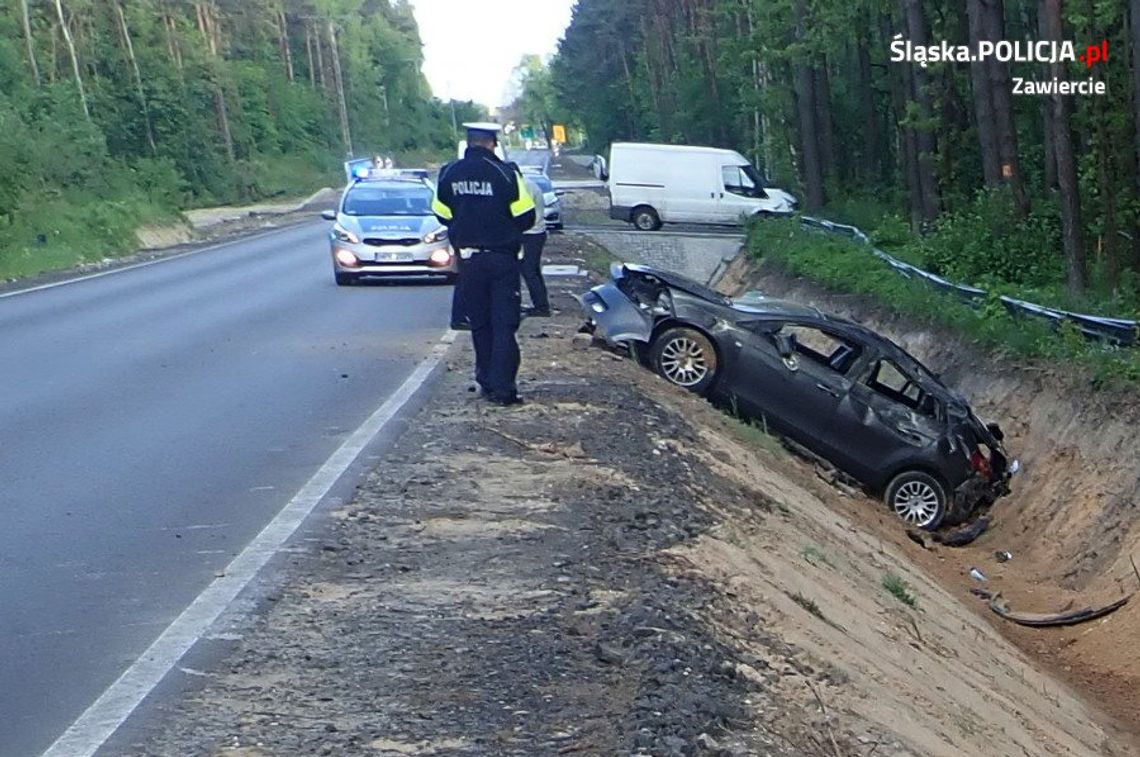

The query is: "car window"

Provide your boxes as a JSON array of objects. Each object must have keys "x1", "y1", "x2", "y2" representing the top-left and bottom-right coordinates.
[
  {"x1": 342, "y1": 185, "x2": 432, "y2": 216},
  {"x1": 868, "y1": 359, "x2": 939, "y2": 416},
  {"x1": 780, "y1": 325, "x2": 861, "y2": 374}
]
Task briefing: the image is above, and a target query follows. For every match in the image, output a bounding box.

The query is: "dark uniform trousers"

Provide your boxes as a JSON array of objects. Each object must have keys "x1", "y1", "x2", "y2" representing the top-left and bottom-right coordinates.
[{"x1": 464, "y1": 248, "x2": 521, "y2": 399}]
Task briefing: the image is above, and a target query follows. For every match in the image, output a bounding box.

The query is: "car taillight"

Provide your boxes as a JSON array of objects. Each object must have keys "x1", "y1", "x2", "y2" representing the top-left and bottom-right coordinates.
[
  {"x1": 335, "y1": 249, "x2": 360, "y2": 267},
  {"x1": 970, "y1": 449, "x2": 992, "y2": 479}
]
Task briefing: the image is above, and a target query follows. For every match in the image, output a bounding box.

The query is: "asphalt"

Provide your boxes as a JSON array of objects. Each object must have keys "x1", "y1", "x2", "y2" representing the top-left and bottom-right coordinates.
[{"x1": 0, "y1": 222, "x2": 452, "y2": 756}]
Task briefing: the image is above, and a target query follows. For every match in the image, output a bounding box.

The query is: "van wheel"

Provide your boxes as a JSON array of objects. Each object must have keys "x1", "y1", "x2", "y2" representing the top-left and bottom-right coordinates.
[
  {"x1": 884, "y1": 471, "x2": 947, "y2": 530},
  {"x1": 632, "y1": 206, "x2": 661, "y2": 231}
]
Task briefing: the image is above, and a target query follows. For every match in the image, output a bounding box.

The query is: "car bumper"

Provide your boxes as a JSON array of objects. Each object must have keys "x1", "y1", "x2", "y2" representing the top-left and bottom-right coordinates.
[
  {"x1": 579, "y1": 283, "x2": 653, "y2": 346},
  {"x1": 331, "y1": 240, "x2": 456, "y2": 277}
]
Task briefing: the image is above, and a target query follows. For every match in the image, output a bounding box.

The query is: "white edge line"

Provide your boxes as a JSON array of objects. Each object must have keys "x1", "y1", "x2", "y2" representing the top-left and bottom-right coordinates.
[
  {"x1": 0, "y1": 222, "x2": 318, "y2": 301},
  {"x1": 42, "y1": 329, "x2": 458, "y2": 757}
]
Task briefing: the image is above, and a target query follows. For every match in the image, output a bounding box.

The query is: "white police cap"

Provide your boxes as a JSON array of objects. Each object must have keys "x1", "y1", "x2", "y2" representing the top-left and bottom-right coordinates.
[{"x1": 462, "y1": 121, "x2": 504, "y2": 133}]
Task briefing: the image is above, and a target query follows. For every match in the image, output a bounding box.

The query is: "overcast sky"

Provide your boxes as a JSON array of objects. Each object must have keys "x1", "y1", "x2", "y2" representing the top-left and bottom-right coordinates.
[{"x1": 409, "y1": 0, "x2": 576, "y2": 108}]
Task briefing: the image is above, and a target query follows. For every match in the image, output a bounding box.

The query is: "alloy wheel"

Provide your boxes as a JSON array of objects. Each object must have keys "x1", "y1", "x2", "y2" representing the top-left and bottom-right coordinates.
[
  {"x1": 659, "y1": 336, "x2": 709, "y2": 387},
  {"x1": 891, "y1": 480, "x2": 941, "y2": 527}
]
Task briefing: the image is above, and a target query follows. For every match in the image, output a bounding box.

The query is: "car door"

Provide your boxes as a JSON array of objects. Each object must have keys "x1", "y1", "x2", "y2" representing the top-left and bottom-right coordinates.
[
  {"x1": 836, "y1": 358, "x2": 946, "y2": 485},
  {"x1": 729, "y1": 322, "x2": 858, "y2": 458}
]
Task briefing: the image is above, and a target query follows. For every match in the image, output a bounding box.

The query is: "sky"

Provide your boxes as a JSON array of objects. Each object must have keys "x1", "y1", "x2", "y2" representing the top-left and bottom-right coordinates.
[{"x1": 409, "y1": 0, "x2": 576, "y2": 109}]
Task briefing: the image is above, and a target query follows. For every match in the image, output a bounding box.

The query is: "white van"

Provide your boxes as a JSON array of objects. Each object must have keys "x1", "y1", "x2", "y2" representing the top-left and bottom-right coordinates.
[{"x1": 602, "y1": 143, "x2": 796, "y2": 230}]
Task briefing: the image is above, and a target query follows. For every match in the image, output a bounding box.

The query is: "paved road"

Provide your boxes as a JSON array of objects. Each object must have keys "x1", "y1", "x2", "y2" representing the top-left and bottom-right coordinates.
[{"x1": 0, "y1": 223, "x2": 452, "y2": 756}]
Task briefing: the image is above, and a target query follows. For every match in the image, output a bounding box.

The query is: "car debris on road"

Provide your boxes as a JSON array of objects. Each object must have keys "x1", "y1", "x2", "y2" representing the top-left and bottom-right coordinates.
[{"x1": 579, "y1": 263, "x2": 1017, "y2": 531}]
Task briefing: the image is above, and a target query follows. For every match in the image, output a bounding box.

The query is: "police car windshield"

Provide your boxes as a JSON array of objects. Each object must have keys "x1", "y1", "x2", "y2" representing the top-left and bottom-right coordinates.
[{"x1": 342, "y1": 185, "x2": 432, "y2": 216}]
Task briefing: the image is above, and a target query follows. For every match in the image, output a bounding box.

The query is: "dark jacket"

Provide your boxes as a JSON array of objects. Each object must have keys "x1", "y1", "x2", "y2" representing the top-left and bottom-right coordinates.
[{"x1": 431, "y1": 146, "x2": 537, "y2": 250}]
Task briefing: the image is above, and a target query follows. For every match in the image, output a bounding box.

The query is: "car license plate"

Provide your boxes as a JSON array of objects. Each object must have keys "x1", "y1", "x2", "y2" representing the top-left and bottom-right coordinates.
[{"x1": 375, "y1": 252, "x2": 414, "y2": 262}]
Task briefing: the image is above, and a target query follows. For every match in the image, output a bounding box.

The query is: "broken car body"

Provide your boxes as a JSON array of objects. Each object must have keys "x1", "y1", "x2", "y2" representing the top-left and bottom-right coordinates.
[{"x1": 580, "y1": 264, "x2": 1014, "y2": 530}]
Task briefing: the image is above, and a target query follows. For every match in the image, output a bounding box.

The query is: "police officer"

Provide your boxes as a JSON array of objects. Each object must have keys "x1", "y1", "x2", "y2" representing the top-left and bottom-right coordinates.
[{"x1": 432, "y1": 123, "x2": 536, "y2": 406}]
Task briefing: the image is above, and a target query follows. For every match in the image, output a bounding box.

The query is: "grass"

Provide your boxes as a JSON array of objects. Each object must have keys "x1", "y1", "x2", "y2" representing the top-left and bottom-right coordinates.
[
  {"x1": 800, "y1": 545, "x2": 835, "y2": 569},
  {"x1": 747, "y1": 217, "x2": 1140, "y2": 387},
  {"x1": 574, "y1": 235, "x2": 619, "y2": 278},
  {"x1": 882, "y1": 573, "x2": 918, "y2": 608},
  {"x1": 788, "y1": 591, "x2": 824, "y2": 619}
]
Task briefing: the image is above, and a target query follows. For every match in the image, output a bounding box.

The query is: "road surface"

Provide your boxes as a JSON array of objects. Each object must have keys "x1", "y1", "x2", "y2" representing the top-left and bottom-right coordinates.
[{"x1": 0, "y1": 222, "x2": 452, "y2": 756}]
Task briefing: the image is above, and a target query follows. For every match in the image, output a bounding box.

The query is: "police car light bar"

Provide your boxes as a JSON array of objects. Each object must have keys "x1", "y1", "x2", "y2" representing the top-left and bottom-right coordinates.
[{"x1": 351, "y1": 168, "x2": 430, "y2": 182}]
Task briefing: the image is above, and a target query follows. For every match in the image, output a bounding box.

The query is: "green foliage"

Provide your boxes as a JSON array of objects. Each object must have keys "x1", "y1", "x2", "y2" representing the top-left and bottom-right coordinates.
[
  {"x1": 882, "y1": 573, "x2": 917, "y2": 608},
  {"x1": 0, "y1": 0, "x2": 454, "y2": 280}
]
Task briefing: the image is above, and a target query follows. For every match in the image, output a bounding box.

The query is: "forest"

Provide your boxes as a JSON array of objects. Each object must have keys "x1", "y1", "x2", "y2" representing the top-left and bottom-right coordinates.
[
  {"x1": 546, "y1": 0, "x2": 1140, "y2": 314},
  {"x1": 0, "y1": 0, "x2": 481, "y2": 277}
]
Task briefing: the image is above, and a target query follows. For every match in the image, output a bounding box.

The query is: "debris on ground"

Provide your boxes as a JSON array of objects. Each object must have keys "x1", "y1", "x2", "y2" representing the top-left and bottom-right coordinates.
[{"x1": 988, "y1": 593, "x2": 1133, "y2": 628}]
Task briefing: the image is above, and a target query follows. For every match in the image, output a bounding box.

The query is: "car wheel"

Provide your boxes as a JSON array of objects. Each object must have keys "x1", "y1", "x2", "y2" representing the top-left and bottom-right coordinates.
[
  {"x1": 884, "y1": 471, "x2": 947, "y2": 530},
  {"x1": 649, "y1": 327, "x2": 718, "y2": 396},
  {"x1": 335, "y1": 272, "x2": 358, "y2": 286},
  {"x1": 632, "y1": 205, "x2": 661, "y2": 231}
]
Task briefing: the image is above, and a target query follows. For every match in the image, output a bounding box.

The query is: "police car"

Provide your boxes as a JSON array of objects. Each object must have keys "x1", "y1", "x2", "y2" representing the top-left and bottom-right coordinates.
[
  {"x1": 521, "y1": 166, "x2": 564, "y2": 231},
  {"x1": 321, "y1": 165, "x2": 456, "y2": 286}
]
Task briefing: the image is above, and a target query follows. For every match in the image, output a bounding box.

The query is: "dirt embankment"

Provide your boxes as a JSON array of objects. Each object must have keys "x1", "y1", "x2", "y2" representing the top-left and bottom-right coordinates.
[
  {"x1": 718, "y1": 253, "x2": 1140, "y2": 734},
  {"x1": 123, "y1": 237, "x2": 1131, "y2": 756}
]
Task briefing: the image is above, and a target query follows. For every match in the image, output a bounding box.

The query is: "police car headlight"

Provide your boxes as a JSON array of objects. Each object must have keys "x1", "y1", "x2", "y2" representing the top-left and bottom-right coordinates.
[
  {"x1": 333, "y1": 224, "x2": 360, "y2": 244},
  {"x1": 423, "y1": 228, "x2": 448, "y2": 244}
]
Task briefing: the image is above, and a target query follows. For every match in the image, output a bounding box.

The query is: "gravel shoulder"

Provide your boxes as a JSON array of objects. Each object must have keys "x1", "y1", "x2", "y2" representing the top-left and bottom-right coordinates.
[{"x1": 117, "y1": 234, "x2": 1133, "y2": 757}]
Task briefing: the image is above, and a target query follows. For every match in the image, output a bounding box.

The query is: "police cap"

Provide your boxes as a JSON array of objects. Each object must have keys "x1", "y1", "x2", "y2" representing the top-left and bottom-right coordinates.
[{"x1": 463, "y1": 121, "x2": 503, "y2": 143}]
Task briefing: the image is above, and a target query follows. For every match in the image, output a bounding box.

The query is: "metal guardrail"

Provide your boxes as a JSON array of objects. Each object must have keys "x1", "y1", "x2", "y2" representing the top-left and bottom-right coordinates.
[{"x1": 799, "y1": 216, "x2": 1140, "y2": 347}]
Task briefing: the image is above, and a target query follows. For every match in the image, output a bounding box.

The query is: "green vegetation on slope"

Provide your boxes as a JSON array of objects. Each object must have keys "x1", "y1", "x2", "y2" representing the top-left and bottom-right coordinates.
[{"x1": 0, "y1": 0, "x2": 483, "y2": 280}]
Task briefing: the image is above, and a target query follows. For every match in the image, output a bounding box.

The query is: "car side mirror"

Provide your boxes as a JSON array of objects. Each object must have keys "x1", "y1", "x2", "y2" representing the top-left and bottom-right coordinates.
[
  {"x1": 320, "y1": 209, "x2": 337, "y2": 221},
  {"x1": 774, "y1": 333, "x2": 794, "y2": 359}
]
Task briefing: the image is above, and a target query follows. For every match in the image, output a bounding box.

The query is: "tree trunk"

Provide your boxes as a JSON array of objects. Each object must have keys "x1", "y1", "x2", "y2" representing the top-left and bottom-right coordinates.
[
  {"x1": 277, "y1": 7, "x2": 294, "y2": 83},
  {"x1": 52, "y1": 0, "x2": 90, "y2": 121},
  {"x1": 312, "y1": 19, "x2": 328, "y2": 91},
  {"x1": 196, "y1": 1, "x2": 234, "y2": 161},
  {"x1": 967, "y1": 0, "x2": 1000, "y2": 186},
  {"x1": 304, "y1": 22, "x2": 316, "y2": 87},
  {"x1": 20, "y1": 0, "x2": 40, "y2": 88},
  {"x1": 1132, "y1": 0, "x2": 1140, "y2": 200},
  {"x1": 814, "y1": 61, "x2": 836, "y2": 181},
  {"x1": 901, "y1": 0, "x2": 939, "y2": 224},
  {"x1": 1043, "y1": 0, "x2": 1086, "y2": 294},
  {"x1": 114, "y1": 1, "x2": 157, "y2": 155},
  {"x1": 985, "y1": 0, "x2": 1029, "y2": 215},
  {"x1": 856, "y1": 35, "x2": 880, "y2": 183},
  {"x1": 327, "y1": 19, "x2": 353, "y2": 156},
  {"x1": 793, "y1": 0, "x2": 824, "y2": 210}
]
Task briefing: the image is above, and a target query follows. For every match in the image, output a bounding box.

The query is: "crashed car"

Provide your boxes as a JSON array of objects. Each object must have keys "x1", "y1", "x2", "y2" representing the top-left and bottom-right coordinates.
[{"x1": 580, "y1": 263, "x2": 1015, "y2": 530}]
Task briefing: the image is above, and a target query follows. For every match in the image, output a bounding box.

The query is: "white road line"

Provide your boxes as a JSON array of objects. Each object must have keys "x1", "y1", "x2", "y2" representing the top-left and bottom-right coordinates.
[
  {"x1": 42, "y1": 330, "x2": 457, "y2": 757},
  {"x1": 0, "y1": 222, "x2": 319, "y2": 301}
]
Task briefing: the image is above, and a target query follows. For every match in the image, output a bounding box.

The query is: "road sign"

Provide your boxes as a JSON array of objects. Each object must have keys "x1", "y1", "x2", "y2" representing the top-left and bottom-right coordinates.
[
  {"x1": 520, "y1": 125, "x2": 535, "y2": 140},
  {"x1": 552, "y1": 124, "x2": 566, "y2": 143}
]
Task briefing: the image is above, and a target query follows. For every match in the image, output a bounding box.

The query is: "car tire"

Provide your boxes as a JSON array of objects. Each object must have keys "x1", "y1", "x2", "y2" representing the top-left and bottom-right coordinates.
[
  {"x1": 649, "y1": 327, "x2": 718, "y2": 396},
  {"x1": 335, "y1": 272, "x2": 358, "y2": 286},
  {"x1": 884, "y1": 471, "x2": 948, "y2": 530},
  {"x1": 632, "y1": 205, "x2": 661, "y2": 231}
]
